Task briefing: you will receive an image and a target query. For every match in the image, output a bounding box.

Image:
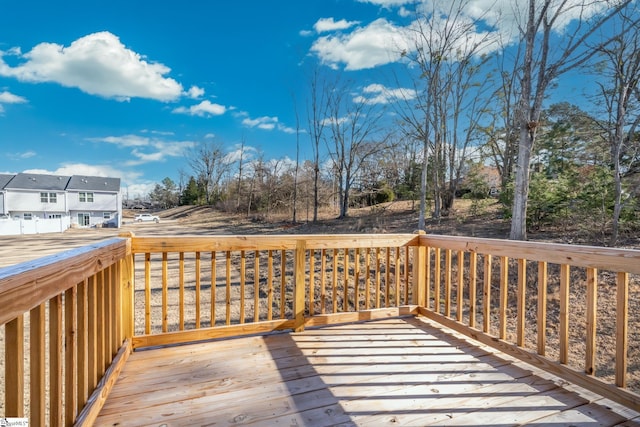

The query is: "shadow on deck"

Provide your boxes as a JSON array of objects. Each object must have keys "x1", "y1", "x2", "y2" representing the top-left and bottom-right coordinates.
[{"x1": 95, "y1": 316, "x2": 640, "y2": 426}]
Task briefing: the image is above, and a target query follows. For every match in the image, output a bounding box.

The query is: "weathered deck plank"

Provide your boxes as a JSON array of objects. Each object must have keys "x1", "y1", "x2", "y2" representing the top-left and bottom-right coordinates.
[{"x1": 95, "y1": 317, "x2": 639, "y2": 426}]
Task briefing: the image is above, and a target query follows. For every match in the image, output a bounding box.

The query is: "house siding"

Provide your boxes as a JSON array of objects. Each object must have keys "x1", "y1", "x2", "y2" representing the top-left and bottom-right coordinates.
[{"x1": 0, "y1": 173, "x2": 122, "y2": 234}]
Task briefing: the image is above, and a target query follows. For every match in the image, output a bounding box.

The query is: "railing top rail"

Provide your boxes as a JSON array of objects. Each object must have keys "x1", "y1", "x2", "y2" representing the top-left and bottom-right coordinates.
[
  {"x1": 0, "y1": 237, "x2": 129, "y2": 326},
  {"x1": 422, "y1": 234, "x2": 640, "y2": 274},
  {"x1": 130, "y1": 233, "x2": 421, "y2": 253}
]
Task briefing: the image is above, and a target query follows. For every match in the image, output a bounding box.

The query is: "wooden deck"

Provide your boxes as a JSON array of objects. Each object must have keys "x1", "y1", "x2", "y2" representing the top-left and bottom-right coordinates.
[{"x1": 95, "y1": 317, "x2": 640, "y2": 427}]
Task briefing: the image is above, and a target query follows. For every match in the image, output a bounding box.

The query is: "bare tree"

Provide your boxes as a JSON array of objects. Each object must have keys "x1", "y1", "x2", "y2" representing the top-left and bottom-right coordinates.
[
  {"x1": 307, "y1": 67, "x2": 331, "y2": 222},
  {"x1": 292, "y1": 94, "x2": 301, "y2": 223},
  {"x1": 593, "y1": 6, "x2": 640, "y2": 244},
  {"x1": 509, "y1": 0, "x2": 632, "y2": 240},
  {"x1": 399, "y1": 0, "x2": 495, "y2": 228},
  {"x1": 326, "y1": 80, "x2": 389, "y2": 218},
  {"x1": 187, "y1": 141, "x2": 229, "y2": 205}
]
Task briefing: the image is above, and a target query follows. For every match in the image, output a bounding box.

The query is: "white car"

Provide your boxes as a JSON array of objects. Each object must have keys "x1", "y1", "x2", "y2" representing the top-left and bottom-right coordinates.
[{"x1": 134, "y1": 213, "x2": 160, "y2": 223}]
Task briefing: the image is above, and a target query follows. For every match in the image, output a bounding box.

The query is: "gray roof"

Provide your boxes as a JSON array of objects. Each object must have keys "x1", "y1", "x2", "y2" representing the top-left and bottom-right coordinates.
[
  {"x1": 67, "y1": 175, "x2": 121, "y2": 192},
  {"x1": 0, "y1": 173, "x2": 121, "y2": 192},
  {"x1": 5, "y1": 173, "x2": 71, "y2": 191},
  {"x1": 0, "y1": 174, "x2": 15, "y2": 189}
]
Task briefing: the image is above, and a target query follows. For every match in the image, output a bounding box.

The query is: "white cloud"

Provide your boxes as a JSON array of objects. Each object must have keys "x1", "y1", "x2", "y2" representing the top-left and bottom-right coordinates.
[
  {"x1": 0, "y1": 91, "x2": 27, "y2": 104},
  {"x1": 91, "y1": 134, "x2": 151, "y2": 147},
  {"x1": 243, "y1": 116, "x2": 277, "y2": 130},
  {"x1": 311, "y1": 0, "x2": 612, "y2": 71},
  {"x1": 89, "y1": 133, "x2": 196, "y2": 165},
  {"x1": 225, "y1": 144, "x2": 257, "y2": 164},
  {"x1": 172, "y1": 100, "x2": 226, "y2": 117},
  {"x1": 353, "y1": 83, "x2": 417, "y2": 104},
  {"x1": 185, "y1": 85, "x2": 205, "y2": 99},
  {"x1": 357, "y1": 0, "x2": 414, "y2": 6},
  {"x1": 0, "y1": 32, "x2": 183, "y2": 101},
  {"x1": 314, "y1": 18, "x2": 360, "y2": 33},
  {"x1": 241, "y1": 115, "x2": 297, "y2": 134},
  {"x1": 311, "y1": 18, "x2": 412, "y2": 70}
]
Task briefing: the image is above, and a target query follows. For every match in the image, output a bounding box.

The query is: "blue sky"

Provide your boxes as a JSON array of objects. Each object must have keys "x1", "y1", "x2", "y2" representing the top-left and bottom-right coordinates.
[{"x1": 0, "y1": 0, "x2": 612, "y2": 197}]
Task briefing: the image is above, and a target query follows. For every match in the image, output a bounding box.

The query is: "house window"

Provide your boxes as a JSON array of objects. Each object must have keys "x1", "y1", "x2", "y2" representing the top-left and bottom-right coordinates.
[
  {"x1": 103, "y1": 212, "x2": 111, "y2": 219},
  {"x1": 48, "y1": 214, "x2": 62, "y2": 219},
  {"x1": 24, "y1": 213, "x2": 33, "y2": 220},
  {"x1": 40, "y1": 192, "x2": 58, "y2": 203},
  {"x1": 79, "y1": 192, "x2": 94, "y2": 203}
]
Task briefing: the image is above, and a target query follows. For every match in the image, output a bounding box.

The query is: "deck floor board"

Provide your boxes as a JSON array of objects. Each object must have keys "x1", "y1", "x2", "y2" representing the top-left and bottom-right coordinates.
[{"x1": 95, "y1": 317, "x2": 639, "y2": 426}]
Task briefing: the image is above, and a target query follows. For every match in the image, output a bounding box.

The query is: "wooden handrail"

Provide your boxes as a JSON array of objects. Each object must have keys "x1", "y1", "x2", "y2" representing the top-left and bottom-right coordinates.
[{"x1": 418, "y1": 233, "x2": 640, "y2": 412}]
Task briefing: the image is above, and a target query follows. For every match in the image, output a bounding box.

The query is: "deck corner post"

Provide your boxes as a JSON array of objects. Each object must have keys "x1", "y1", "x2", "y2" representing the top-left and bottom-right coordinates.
[
  {"x1": 119, "y1": 234, "x2": 135, "y2": 340},
  {"x1": 293, "y1": 239, "x2": 307, "y2": 332},
  {"x1": 412, "y1": 231, "x2": 427, "y2": 307}
]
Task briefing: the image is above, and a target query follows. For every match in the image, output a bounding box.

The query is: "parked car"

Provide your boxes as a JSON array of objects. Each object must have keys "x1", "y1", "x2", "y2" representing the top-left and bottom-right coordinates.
[
  {"x1": 0, "y1": 214, "x2": 10, "y2": 220},
  {"x1": 134, "y1": 213, "x2": 160, "y2": 223}
]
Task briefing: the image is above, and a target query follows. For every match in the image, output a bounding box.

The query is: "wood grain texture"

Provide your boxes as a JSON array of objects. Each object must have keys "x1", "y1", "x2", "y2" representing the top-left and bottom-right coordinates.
[{"x1": 94, "y1": 317, "x2": 638, "y2": 427}]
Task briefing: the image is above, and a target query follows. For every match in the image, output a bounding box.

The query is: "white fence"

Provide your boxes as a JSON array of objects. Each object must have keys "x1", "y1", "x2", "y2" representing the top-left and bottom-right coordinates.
[{"x1": 0, "y1": 217, "x2": 71, "y2": 235}]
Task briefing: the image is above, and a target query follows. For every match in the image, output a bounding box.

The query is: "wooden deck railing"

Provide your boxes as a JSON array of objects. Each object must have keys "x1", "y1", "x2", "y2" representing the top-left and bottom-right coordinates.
[
  {"x1": 417, "y1": 234, "x2": 640, "y2": 412},
  {"x1": 127, "y1": 233, "x2": 421, "y2": 348},
  {"x1": 0, "y1": 237, "x2": 133, "y2": 426},
  {"x1": 1, "y1": 231, "x2": 640, "y2": 425}
]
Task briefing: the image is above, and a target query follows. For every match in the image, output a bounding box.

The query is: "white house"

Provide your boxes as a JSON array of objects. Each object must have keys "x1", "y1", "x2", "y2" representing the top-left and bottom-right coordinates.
[{"x1": 0, "y1": 173, "x2": 121, "y2": 235}]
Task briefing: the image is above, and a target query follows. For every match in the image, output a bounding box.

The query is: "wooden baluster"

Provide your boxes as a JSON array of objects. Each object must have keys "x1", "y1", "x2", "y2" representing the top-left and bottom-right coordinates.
[
  {"x1": 457, "y1": 251, "x2": 464, "y2": 322},
  {"x1": 226, "y1": 251, "x2": 232, "y2": 325},
  {"x1": 616, "y1": 271, "x2": 629, "y2": 388},
  {"x1": 309, "y1": 249, "x2": 316, "y2": 316},
  {"x1": 435, "y1": 248, "x2": 442, "y2": 313},
  {"x1": 145, "y1": 252, "x2": 151, "y2": 334},
  {"x1": 395, "y1": 247, "x2": 401, "y2": 307},
  {"x1": 211, "y1": 251, "x2": 217, "y2": 327},
  {"x1": 240, "y1": 250, "x2": 246, "y2": 324},
  {"x1": 375, "y1": 248, "x2": 381, "y2": 309},
  {"x1": 196, "y1": 251, "x2": 201, "y2": 328},
  {"x1": 517, "y1": 259, "x2": 527, "y2": 348},
  {"x1": 254, "y1": 250, "x2": 260, "y2": 322},
  {"x1": 559, "y1": 264, "x2": 569, "y2": 363},
  {"x1": 404, "y1": 246, "x2": 410, "y2": 305},
  {"x1": 65, "y1": 286, "x2": 78, "y2": 425},
  {"x1": 469, "y1": 252, "x2": 477, "y2": 328},
  {"x1": 280, "y1": 250, "x2": 287, "y2": 319},
  {"x1": 444, "y1": 249, "x2": 452, "y2": 317},
  {"x1": 365, "y1": 248, "x2": 371, "y2": 310},
  {"x1": 585, "y1": 267, "x2": 597, "y2": 375},
  {"x1": 5, "y1": 315, "x2": 24, "y2": 417},
  {"x1": 354, "y1": 248, "x2": 360, "y2": 310},
  {"x1": 499, "y1": 256, "x2": 508, "y2": 339},
  {"x1": 162, "y1": 252, "x2": 168, "y2": 333},
  {"x1": 386, "y1": 247, "x2": 392, "y2": 308},
  {"x1": 31, "y1": 303, "x2": 46, "y2": 427},
  {"x1": 87, "y1": 275, "x2": 98, "y2": 391},
  {"x1": 77, "y1": 278, "x2": 89, "y2": 409},
  {"x1": 333, "y1": 249, "x2": 339, "y2": 313},
  {"x1": 294, "y1": 240, "x2": 307, "y2": 332},
  {"x1": 267, "y1": 250, "x2": 274, "y2": 320},
  {"x1": 345, "y1": 249, "x2": 351, "y2": 311},
  {"x1": 321, "y1": 249, "x2": 327, "y2": 314},
  {"x1": 50, "y1": 295, "x2": 63, "y2": 426},
  {"x1": 538, "y1": 261, "x2": 548, "y2": 356},
  {"x1": 483, "y1": 255, "x2": 492, "y2": 333},
  {"x1": 179, "y1": 252, "x2": 185, "y2": 330}
]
